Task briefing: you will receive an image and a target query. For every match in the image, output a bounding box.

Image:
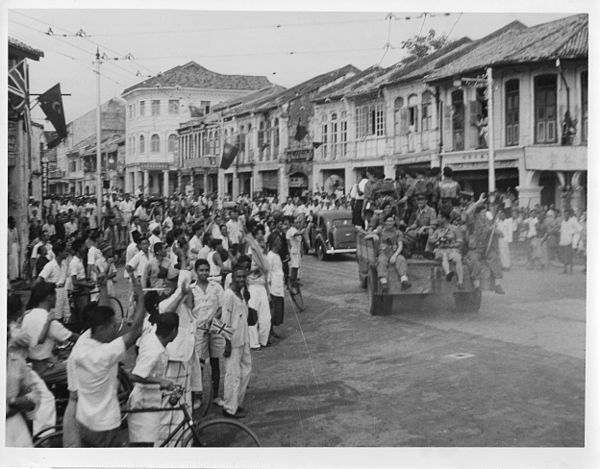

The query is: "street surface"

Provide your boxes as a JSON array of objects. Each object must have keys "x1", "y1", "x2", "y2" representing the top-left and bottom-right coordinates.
[{"x1": 112, "y1": 253, "x2": 586, "y2": 447}]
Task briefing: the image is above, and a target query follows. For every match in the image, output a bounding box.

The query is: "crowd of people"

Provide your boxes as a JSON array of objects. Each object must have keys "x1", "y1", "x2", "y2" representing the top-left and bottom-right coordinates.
[
  {"x1": 6, "y1": 186, "x2": 338, "y2": 447},
  {"x1": 6, "y1": 167, "x2": 586, "y2": 447}
]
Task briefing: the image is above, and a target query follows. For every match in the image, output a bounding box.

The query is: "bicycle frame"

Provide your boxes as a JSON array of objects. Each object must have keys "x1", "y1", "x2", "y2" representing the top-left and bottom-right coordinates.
[{"x1": 122, "y1": 401, "x2": 201, "y2": 447}]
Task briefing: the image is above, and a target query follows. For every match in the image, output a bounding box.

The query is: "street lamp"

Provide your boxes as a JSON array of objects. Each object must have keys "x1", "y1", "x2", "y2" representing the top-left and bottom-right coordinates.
[{"x1": 455, "y1": 67, "x2": 496, "y2": 200}]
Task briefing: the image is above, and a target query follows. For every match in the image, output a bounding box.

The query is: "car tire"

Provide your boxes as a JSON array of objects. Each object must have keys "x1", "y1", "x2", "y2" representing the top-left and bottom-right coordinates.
[{"x1": 316, "y1": 242, "x2": 328, "y2": 261}]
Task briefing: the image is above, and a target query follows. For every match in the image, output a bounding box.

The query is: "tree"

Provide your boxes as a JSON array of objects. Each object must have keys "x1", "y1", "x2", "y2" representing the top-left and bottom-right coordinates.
[{"x1": 400, "y1": 29, "x2": 448, "y2": 65}]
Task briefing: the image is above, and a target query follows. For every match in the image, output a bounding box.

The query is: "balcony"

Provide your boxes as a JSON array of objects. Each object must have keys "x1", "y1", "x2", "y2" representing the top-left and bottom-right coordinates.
[{"x1": 48, "y1": 169, "x2": 66, "y2": 179}]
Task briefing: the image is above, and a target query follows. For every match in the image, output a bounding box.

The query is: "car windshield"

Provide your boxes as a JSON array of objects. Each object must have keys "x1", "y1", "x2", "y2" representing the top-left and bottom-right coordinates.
[{"x1": 331, "y1": 219, "x2": 351, "y2": 227}]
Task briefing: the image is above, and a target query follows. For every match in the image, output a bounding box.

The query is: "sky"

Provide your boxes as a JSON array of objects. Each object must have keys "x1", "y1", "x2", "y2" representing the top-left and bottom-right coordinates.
[{"x1": 5, "y1": 5, "x2": 586, "y2": 130}]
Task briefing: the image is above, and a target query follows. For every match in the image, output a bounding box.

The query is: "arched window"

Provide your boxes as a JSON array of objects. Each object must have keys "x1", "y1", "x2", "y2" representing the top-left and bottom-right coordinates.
[
  {"x1": 151, "y1": 134, "x2": 160, "y2": 153},
  {"x1": 139, "y1": 135, "x2": 145, "y2": 154},
  {"x1": 168, "y1": 134, "x2": 178, "y2": 153},
  {"x1": 393, "y1": 97, "x2": 404, "y2": 136}
]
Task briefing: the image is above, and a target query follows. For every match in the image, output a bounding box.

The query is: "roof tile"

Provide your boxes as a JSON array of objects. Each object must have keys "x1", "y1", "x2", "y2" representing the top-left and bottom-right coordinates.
[{"x1": 122, "y1": 61, "x2": 271, "y2": 95}]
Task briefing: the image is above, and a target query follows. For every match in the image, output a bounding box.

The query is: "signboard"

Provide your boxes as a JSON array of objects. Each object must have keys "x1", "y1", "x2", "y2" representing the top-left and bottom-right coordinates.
[
  {"x1": 289, "y1": 175, "x2": 308, "y2": 188},
  {"x1": 285, "y1": 148, "x2": 313, "y2": 161},
  {"x1": 41, "y1": 159, "x2": 49, "y2": 198},
  {"x1": 524, "y1": 146, "x2": 587, "y2": 171}
]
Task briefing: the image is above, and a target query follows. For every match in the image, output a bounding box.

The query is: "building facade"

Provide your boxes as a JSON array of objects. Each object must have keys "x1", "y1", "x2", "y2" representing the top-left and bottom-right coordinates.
[
  {"x1": 121, "y1": 61, "x2": 271, "y2": 196},
  {"x1": 56, "y1": 97, "x2": 126, "y2": 195},
  {"x1": 8, "y1": 38, "x2": 44, "y2": 278}
]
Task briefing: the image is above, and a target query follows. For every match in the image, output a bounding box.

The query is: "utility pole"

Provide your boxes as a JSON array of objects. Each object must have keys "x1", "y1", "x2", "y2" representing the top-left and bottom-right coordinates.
[
  {"x1": 486, "y1": 67, "x2": 495, "y2": 200},
  {"x1": 95, "y1": 48, "x2": 103, "y2": 228}
]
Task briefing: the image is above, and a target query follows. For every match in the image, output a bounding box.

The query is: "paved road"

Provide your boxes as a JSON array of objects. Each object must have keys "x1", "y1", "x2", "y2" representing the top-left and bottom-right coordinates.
[{"x1": 111, "y1": 253, "x2": 586, "y2": 447}]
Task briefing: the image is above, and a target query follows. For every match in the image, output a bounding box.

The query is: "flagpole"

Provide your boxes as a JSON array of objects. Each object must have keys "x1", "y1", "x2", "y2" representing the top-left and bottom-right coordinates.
[{"x1": 96, "y1": 48, "x2": 103, "y2": 228}]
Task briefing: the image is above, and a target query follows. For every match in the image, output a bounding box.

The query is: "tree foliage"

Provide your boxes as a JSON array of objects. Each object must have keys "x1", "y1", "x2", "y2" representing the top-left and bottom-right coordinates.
[{"x1": 400, "y1": 29, "x2": 448, "y2": 65}]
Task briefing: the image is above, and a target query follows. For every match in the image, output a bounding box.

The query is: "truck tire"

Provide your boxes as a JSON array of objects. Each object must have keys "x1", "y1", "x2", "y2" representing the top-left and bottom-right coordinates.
[
  {"x1": 367, "y1": 268, "x2": 391, "y2": 315},
  {"x1": 453, "y1": 288, "x2": 482, "y2": 312}
]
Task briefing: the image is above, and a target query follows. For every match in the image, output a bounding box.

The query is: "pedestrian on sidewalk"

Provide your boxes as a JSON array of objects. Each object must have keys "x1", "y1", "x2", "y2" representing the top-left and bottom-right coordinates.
[{"x1": 559, "y1": 208, "x2": 582, "y2": 274}]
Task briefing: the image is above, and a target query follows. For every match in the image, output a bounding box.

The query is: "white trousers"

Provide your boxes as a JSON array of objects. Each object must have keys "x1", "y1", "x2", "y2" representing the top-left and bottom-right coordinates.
[
  {"x1": 248, "y1": 284, "x2": 271, "y2": 348},
  {"x1": 223, "y1": 342, "x2": 252, "y2": 415},
  {"x1": 28, "y1": 371, "x2": 56, "y2": 436}
]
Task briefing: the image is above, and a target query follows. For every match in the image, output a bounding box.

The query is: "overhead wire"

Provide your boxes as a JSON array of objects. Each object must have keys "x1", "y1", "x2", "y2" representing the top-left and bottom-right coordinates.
[
  {"x1": 12, "y1": 10, "x2": 157, "y2": 77},
  {"x1": 445, "y1": 12, "x2": 463, "y2": 40},
  {"x1": 9, "y1": 20, "x2": 125, "y2": 86}
]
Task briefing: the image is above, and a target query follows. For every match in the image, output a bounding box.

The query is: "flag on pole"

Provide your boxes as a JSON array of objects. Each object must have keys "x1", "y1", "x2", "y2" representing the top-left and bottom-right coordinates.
[
  {"x1": 220, "y1": 141, "x2": 239, "y2": 170},
  {"x1": 37, "y1": 83, "x2": 67, "y2": 139},
  {"x1": 8, "y1": 59, "x2": 28, "y2": 115},
  {"x1": 294, "y1": 117, "x2": 308, "y2": 141}
]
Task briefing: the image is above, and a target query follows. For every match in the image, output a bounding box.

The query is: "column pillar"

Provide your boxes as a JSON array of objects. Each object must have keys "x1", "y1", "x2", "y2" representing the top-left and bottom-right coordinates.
[
  {"x1": 143, "y1": 170, "x2": 149, "y2": 196},
  {"x1": 203, "y1": 172, "x2": 208, "y2": 195},
  {"x1": 163, "y1": 170, "x2": 170, "y2": 196},
  {"x1": 279, "y1": 167, "x2": 288, "y2": 200},
  {"x1": 344, "y1": 166, "x2": 354, "y2": 194},
  {"x1": 232, "y1": 170, "x2": 240, "y2": 198}
]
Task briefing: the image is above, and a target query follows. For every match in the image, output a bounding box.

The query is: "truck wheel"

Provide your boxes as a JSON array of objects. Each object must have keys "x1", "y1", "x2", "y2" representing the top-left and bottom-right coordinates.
[
  {"x1": 454, "y1": 288, "x2": 482, "y2": 312},
  {"x1": 367, "y1": 268, "x2": 391, "y2": 315},
  {"x1": 316, "y1": 242, "x2": 328, "y2": 261}
]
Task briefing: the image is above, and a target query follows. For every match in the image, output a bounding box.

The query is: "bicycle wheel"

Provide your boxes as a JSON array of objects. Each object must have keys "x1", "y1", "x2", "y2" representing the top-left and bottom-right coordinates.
[
  {"x1": 108, "y1": 296, "x2": 124, "y2": 322},
  {"x1": 179, "y1": 418, "x2": 260, "y2": 447},
  {"x1": 34, "y1": 429, "x2": 63, "y2": 448},
  {"x1": 289, "y1": 286, "x2": 305, "y2": 312}
]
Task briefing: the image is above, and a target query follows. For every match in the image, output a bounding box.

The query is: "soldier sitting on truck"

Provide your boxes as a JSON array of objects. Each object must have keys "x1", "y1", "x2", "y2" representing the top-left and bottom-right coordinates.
[
  {"x1": 404, "y1": 194, "x2": 437, "y2": 257},
  {"x1": 365, "y1": 213, "x2": 411, "y2": 291},
  {"x1": 430, "y1": 209, "x2": 465, "y2": 289}
]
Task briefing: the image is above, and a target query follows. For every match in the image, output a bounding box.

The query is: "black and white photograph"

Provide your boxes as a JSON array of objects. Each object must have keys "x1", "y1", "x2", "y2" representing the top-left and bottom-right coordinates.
[{"x1": 2, "y1": 0, "x2": 597, "y2": 467}]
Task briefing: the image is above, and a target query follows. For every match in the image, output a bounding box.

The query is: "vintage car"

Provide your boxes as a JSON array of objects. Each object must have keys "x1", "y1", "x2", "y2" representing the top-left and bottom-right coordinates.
[{"x1": 309, "y1": 209, "x2": 356, "y2": 260}]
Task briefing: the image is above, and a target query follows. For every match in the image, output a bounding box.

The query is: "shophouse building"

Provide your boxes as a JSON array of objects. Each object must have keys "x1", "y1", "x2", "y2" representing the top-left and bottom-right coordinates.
[
  {"x1": 121, "y1": 61, "x2": 271, "y2": 196},
  {"x1": 425, "y1": 13, "x2": 588, "y2": 209}
]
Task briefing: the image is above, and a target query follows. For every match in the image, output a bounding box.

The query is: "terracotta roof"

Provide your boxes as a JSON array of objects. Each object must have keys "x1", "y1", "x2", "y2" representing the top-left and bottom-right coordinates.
[
  {"x1": 312, "y1": 66, "x2": 386, "y2": 103},
  {"x1": 215, "y1": 84, "x2": 287, "y2": 116},
  {"x1": 427, "y1": 14, "x2": 588, "y2": 81},
  {"x1": 251, "y1": 64, "x2": 361, "y2": 113},
  {"x1": 178, "y1": 84, "x2": 287, "y2": 129},
  {"x1": 122, "y1": 61, "x2": 271, "y2": 95},
  {"x1": 9, "y1": 37, "x2": 44, "y2": 60},
  {"x1": 340, "y1": 38, "x2": 474, "y2": 99}
]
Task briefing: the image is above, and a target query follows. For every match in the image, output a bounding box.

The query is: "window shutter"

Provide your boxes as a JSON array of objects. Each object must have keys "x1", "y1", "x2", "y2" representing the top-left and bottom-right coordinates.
[{"x1": 400, "y1": 107, "x2": 409, "y2": 135}]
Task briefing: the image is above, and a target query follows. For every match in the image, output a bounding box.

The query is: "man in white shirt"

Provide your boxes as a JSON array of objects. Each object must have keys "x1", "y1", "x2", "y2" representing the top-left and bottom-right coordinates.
[
  {"x1": 559, "y1": 209, "x2": 582, "y2": 274},
  {"x1": 37, "y1": 241, "x2": 70, "y2": 321},
  {"x1": 226, "y1": 210, "x2": 244, "y2": 248},
  {"x1": 188, "y1": 222, "x2": 204, "y2": 265},
  {"x1": 119, "y1": 194, "x2": 135, "y2": 243},
  {"x1": 71, "y1": 280, "x2": 146, "y2": 447},
  {"x1": 87, "y1": 231, "x2": 102, "y2": 282},
  {"x1": 68, "y1": 239, "x2": 95, "y2": 319},
  {"x1": 64, "y1": 213, "x2": 79, "y2": 237},
  {"x1": 127, "y1": 237, "x2": 151, "y2": 289}
]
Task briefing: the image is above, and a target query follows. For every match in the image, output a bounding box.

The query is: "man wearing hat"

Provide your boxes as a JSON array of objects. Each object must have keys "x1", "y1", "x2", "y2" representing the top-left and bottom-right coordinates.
[
  {"x1": 438, "y1": 166, "x2": 461, "y2": 211},
  {"x1": 405, "y1": 194, "x2": 437, "y2": 257}
]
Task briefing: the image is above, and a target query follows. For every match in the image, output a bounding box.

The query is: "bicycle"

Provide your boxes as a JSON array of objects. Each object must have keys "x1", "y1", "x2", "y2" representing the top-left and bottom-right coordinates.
[
  {"x1": 286, "y1": 277, "x2": 305, "y2": 313},
  {"x1": 67, "y1": 288, "x2": 124, "y2": 333},
  {"x1": 35, "y1": 385, "x2": 260, "y2": 448}
]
